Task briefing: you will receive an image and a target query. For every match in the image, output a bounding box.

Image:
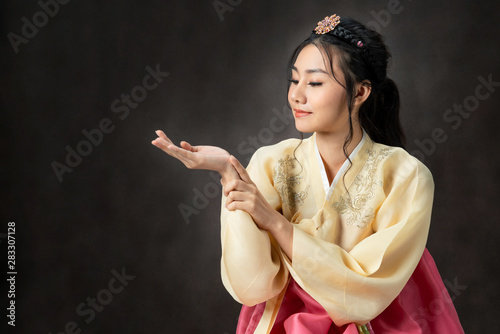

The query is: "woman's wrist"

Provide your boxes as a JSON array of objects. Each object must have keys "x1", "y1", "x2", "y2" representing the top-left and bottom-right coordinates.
[
  {"x1": 268, "y1": 214, "x2": 294, "y2": 260},
  {"x1": 268, "y1": 213, "x2": 291, "y2": 235}
]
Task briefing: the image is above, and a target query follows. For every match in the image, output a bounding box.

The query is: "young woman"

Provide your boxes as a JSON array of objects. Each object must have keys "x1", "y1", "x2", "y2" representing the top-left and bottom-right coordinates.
[{"x1": 152, "y1": 14, "x2": 464, "y2": 334}]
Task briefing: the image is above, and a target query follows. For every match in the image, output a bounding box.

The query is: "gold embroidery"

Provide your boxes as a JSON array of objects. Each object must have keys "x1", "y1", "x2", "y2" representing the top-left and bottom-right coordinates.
[
  {"x1": 332, "y1": 147, "x2": 394, "y2": 228},
  {"x1": 273, "y1": 155, "x2": 309, "y2": 212}
]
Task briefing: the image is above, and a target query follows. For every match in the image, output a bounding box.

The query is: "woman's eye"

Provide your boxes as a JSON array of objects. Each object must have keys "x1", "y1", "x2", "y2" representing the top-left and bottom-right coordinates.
[{"x1": 288, "y1": 79, "x2": 322, "y2": 86}]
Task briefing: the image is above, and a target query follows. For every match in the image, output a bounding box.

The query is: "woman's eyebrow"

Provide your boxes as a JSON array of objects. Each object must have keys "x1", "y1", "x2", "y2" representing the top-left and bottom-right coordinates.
[{"x1": 291, "y1": 66, "x2": 329, "y2": 74}]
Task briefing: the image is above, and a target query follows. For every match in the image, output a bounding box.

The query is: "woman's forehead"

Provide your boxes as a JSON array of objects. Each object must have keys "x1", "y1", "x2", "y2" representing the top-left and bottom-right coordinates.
[
  {"x1": 294, "y1": 45, "x2": 327, "y2": 69},
  {"x1": 293, "y1": 44, "x2": 342, "y2": 78}
]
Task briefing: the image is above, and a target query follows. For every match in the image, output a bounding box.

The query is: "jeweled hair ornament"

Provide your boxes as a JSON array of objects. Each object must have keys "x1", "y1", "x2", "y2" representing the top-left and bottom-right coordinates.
[
  {"x1": 314, "y1": 14, "x2": 341, "y2": 34},
  {"x1": 314, "y1": 14, "x2": 365, "y2": 49}
]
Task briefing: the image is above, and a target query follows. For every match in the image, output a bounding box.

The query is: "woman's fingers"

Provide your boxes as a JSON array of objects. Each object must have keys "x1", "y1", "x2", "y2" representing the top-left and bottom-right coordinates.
[
  {"x1": 229, "y1": 155, "x2": 253, "y2": 184},
  {"x1": 167, "y1": 143, "x2": 197, "y2": 159},
  {"x1": 165, "y1": 144, "x2": 199, "y2": 167},
  {"x1": 151, "y1": 137, "x2": 170, "y2": 151},
  {"x1": 152, "y1": 137, "x2": 174, "y2": 153},
  {"x1": 152, "y1": 131, "x2": 196, "y2": 156},
  {"x1": 180, "y1": 141, "x2": 197, "y2": 152},
  {"x1": 225, "y1": 190, "x2": 250, "y2": 210},
  {"x1": 151, "y1": 130, "x2": 173, "y2": 150},
  {"x1": 223, "y1": 179, "x2": 238, "y2": 197},
  {"x1": 223, "y1": 178, "x2": 252, "y2": 197},
  {"x1": 151, "y1": 131, "x2": 188, "y2": 158},
  {"x1": 152, "y1": 137, "x2": 198, "y2": 168},
  {"x1": 155, "y1": 130, "x2": 173, "y2": 144}
]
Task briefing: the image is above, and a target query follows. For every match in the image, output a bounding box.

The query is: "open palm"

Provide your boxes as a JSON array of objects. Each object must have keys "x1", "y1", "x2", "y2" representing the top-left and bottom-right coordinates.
[{"x1": 152, "y1": 130, "x2": 234, "y2": 174}]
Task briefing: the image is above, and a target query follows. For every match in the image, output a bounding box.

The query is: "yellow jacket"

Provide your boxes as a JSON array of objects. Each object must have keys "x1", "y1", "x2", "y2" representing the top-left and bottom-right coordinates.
[{"x1": 220, "y1": 131, "x2": 434, "y2": 333}]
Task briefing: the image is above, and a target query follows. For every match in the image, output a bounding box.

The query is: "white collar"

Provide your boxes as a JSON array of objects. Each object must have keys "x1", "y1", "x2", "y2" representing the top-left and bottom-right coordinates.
[{"x1": 314, "y1": 130, "x2": 367, "y2": 201}]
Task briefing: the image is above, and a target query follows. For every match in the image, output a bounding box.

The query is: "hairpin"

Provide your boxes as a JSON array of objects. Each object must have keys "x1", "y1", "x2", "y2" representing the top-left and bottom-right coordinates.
[
  {"x1": 314, "y1": 14, "x2": 341, "y2": 35},
  {"x1": 314, "y1": 14, "x2": 365, "y2": 49}
]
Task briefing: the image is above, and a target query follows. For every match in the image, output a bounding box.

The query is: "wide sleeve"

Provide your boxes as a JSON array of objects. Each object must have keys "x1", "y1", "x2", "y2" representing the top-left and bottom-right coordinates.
[
  {"x1": 220, "y1": 148, "x2": 289, "y2": 306},
  {"x1": 286, "y1": 159, "x2": 434, "y2": 326}
]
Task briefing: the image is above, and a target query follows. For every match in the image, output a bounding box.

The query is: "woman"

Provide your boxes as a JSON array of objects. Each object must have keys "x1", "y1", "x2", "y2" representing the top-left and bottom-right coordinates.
[{"x1": 152, "y1": 14, "x2": 463, "y2": 334}]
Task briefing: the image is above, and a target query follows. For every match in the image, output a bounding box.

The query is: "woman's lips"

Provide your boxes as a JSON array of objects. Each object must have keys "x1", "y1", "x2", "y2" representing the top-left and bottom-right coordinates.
[{"x1": 294, "y1": 109, "x2": 312, "y2": 118}]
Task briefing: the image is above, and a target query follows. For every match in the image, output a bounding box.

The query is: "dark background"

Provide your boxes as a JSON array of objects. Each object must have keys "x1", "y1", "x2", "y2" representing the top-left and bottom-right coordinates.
[{"x1": 2, "y1": 0, "x2": 499, "y2": 333}]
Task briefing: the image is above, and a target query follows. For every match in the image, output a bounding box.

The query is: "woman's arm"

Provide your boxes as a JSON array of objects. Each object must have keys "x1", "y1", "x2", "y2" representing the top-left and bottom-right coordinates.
[
  {"x1": 152, "y1": 130, "x2": 288, "y2": 304},
  {"x1": 225, "y1": 156, "x2": 294, "y2": 260},
  {"x1": 220, "y1": 151, "x2": 289, "y2": 306}
]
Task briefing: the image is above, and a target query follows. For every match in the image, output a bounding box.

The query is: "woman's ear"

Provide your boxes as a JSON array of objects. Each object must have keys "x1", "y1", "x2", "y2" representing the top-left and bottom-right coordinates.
[{"x1": 354, "y1": 80, "x2": 372, "y2": 106}]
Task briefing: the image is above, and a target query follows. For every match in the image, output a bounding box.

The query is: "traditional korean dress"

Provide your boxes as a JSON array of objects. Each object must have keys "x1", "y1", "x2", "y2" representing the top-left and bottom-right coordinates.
[{"x1": 220, "y1": 131, "x2": 463, "y2": 333}]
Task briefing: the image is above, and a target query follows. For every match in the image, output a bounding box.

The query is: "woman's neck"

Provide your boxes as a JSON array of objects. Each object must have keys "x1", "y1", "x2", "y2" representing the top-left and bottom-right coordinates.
[{"x1": 315, "y1": 125, "x2": 363, "y2": 184}]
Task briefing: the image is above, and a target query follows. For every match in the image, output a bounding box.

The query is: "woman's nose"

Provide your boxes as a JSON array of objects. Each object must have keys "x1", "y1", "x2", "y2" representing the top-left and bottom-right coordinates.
[{"x1": 289, "y1": 82, "x2": 306, "y2": 104}]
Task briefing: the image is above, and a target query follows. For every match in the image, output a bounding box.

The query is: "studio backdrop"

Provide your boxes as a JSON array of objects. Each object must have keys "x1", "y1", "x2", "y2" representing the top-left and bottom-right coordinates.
[{"x1": 2, "y1": 0, "x2": 499, "y2": 333}]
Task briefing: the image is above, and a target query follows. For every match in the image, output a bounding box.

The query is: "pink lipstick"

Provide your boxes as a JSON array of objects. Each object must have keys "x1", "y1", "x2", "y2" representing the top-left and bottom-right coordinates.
[{"x1": 294, "y1": 108, "x2": 312, "y2": 118}]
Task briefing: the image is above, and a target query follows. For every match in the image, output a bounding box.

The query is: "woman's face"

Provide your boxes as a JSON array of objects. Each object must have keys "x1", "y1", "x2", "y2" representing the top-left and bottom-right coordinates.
[{"x1": 288, "y1": 44, "x2": 351, "y2": 135}]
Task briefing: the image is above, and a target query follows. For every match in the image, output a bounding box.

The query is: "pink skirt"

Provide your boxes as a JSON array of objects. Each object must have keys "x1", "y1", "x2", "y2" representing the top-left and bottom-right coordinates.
[{"x1": 236, "y1": 249, "x2": 464, "y2": 334}]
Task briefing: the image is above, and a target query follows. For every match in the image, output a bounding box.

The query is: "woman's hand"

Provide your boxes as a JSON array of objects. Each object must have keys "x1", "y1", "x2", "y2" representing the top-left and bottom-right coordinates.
[
  {"x1": 151, "y1": 130, "x2": 239, "y2": 184},
  {"x1": 225, "y1": 155, "x2": 293, "y2": 259},
  {"x1": 224, "y1": 156, "x2": 285, "y2": 231}
]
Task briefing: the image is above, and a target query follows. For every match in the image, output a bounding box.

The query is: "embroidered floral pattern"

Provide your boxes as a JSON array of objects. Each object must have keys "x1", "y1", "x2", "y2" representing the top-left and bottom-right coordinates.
[
  {"x1": 273, "y1": 155, "x2": 309, "y2": 212},
  {"x1": 332, "y1": 147, "x2": 394, "y2": 228}
]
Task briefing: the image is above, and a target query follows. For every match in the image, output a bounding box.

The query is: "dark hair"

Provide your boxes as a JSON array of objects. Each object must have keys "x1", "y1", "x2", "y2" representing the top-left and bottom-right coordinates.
[{"x1": 287, "y1": 17, "x2": 406, "y2": 155}]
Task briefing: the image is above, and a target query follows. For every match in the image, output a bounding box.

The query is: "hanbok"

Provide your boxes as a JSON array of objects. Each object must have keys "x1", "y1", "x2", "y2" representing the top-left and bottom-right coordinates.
[{"x1": 220, "y1": 131, "x2": 464, "y2": 333}]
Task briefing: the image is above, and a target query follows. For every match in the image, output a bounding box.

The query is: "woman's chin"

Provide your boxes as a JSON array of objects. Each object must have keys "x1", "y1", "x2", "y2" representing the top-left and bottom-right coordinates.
[{"x1": 294, "y1": 121, "x2": 315, "y2": 134}]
